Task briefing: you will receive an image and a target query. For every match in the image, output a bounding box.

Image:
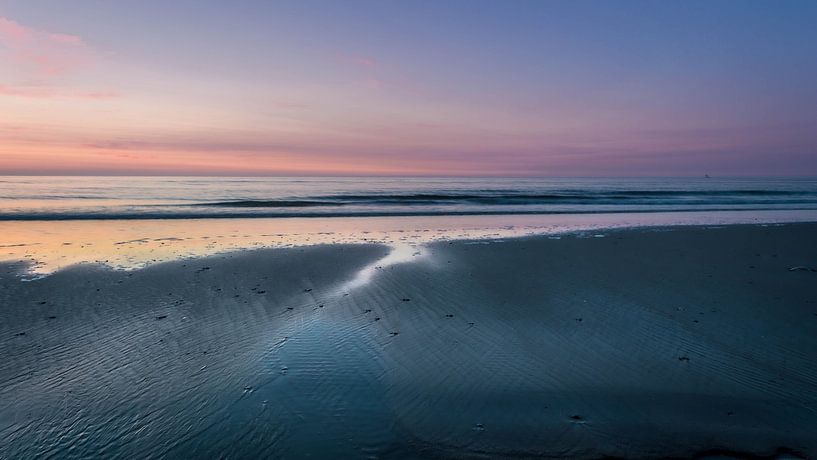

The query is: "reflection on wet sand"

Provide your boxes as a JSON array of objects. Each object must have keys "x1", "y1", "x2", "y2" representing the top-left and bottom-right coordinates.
[
  {"x1": 3, "y1": 224, "x2": 817, "y2": 458},
  {"x1": 2, "y1": 209, "x2": 816, "y2": 277}
]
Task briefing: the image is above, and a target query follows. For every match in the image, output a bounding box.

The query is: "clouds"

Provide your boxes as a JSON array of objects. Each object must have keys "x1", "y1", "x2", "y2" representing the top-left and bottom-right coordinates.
[
  {"x1": 0, "y1": 16, "x2": 94, "y2": 77},
  {"x1": 336, "y1": 52, "x2": 377, "y2": 68},
  {"x1": 0, "y1": 16, "x2": 31, "y2": 41},
  {"x1": 1, "y1": 2, "x2": 816, "y2": 176},
  {"x1": 335, "y1": 51, "x2": 400, "y2": 92},
  {"x1": 5, "y1": 107, "x2": 813, "y2": 176},
  {"x1": 0, "y1": 16, "x2": 117, "y2": 100},
  {"x1": 0, "y1": 84, "x2": 120, "y2": 99}
]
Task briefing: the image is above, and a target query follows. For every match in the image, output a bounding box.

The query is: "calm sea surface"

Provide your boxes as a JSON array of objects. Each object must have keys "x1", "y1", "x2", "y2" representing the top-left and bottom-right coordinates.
[{"x1": 1, "y1": 176, "x2": 817, "y2": 220}]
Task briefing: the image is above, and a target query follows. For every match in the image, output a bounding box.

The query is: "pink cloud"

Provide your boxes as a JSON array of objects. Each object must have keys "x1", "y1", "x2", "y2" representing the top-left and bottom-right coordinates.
[
  {"x1": 0, "y1": 84, "x2": 52, "y2": 98},
  {"x1": 334, "y1": 52, "x2": 420, "y2": 95},
  {"x1": 0, "y1": 16, "x2": 95, "y2": 77},
  {"x1": 0, "y1": 17, "x2": 118, "y2": 99},
  {"x1": 0, "y1": 84, "x2": 120, "y2": 100},
  {"x1": 337, "y1": 52, "x2": 377, "y2": 68},
  {"x1": 270, "y1": 99, "x2": 309, "y2": 110},
  {"x1": 363, "y1": 77, "x2": 386, "y2": 90},
  {"x1": 79, "y1": 90, "x2": 120, "y2": 100},
  {"x1": 48, "y1": 33, "x2": 84, "y2": 45},
  {"x1": 0, "y1": 17, "x2": 32, "y2": 41}
]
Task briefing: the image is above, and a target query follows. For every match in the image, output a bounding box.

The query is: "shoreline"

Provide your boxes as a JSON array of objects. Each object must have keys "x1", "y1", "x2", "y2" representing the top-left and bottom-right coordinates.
[
  {"x1": 2, "y1": 223, "x2": 817, "y2": 458},
  {"x1": 3, "y1": 209, "x2": 817, "y2": 277}
]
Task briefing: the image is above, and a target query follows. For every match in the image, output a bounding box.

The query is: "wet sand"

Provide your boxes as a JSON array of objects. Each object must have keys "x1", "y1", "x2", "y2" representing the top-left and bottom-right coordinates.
[
  {"x1": 3, "y1": 209, "x2": 816, "y2": 276},
  {"x1": 2, "y1": 223, "x2": 817, "y2": 458}
]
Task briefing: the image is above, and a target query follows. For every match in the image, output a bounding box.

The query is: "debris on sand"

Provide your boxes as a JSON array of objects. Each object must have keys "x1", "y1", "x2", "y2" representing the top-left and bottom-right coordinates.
[{"x1": 788, "y1": 266, "x2": 816, "y2": 272}]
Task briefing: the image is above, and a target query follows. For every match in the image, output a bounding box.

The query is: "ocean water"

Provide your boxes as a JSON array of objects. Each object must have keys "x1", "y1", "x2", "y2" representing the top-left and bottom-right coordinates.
[
  {"x1": 1, "y1": 176, "x2": 817, "y2": 220},
  {"x1": 3, "y1": 176, "x2": 817, "y2": 276}
]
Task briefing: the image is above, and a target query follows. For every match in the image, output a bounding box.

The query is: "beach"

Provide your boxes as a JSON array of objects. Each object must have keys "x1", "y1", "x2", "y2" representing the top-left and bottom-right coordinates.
[
  {"x1": 4, "y1": 0, "x2": 817, "y2": 456},
  {"x1": 2, "y1": 222, "x2": 816, "y2": 458}
]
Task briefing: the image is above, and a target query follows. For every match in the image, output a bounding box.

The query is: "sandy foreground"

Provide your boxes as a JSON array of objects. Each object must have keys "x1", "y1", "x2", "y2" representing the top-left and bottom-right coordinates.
[{"x1": 1, "y1": 223, "x2": 816, "y2": 458}]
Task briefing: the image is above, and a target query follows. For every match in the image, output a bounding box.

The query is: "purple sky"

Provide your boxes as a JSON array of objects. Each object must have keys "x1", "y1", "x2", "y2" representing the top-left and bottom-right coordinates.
[{"x1": 1, "y1": 0, "x2": 816, "y2": 176}]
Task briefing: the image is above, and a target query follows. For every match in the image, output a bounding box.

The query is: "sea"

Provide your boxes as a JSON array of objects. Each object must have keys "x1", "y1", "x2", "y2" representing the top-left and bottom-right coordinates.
[
  {"x1": 1, "y1": 176, "x2": 817, "y2": 220},
  {"x1": 2, "y1": 176, "x2": 817, "y2": 275}
]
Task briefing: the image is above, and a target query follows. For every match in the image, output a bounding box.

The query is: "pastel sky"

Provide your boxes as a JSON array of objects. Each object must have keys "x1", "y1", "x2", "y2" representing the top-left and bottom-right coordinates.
[{"x1": 1, "y1": 0, "x2": 816, "y2": 176}]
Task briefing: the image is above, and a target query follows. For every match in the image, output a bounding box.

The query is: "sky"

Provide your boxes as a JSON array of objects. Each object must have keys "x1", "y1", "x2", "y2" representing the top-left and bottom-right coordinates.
[{"x1": 1, "y1": 0, "x2": 816, "y2": 176}]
